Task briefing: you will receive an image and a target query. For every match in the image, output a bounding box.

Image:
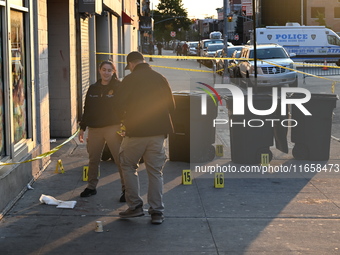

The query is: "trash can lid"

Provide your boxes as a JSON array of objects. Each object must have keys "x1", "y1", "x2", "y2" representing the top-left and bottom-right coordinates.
[
  {"x1": 290, "y1": 93, "x2": 339, "y2": 101},
  {"x1": 172, "y1": 90, "x2": 206, "y2": 98},
  {"x1": 172, "y1": 90, "x2": 191, "y2": 96},
  {"x1": 223, "y1": 93, "x2": 275, "y2": 101}
]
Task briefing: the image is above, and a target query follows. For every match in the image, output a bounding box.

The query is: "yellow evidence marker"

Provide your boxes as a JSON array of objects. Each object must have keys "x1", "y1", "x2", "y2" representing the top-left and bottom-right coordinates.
[
  {"x1": 215, "y1": 145, "x2": 224, "y2": 157},
  {"x1": 54, "y1": 159, "x2": 65, "y2": 174},
  {"x1": 261, "y1": 153, "x2": 270, "y2": 167},
  {"x1": 83, "y1": 166, "x2": 100, "y2": 181},
  {"x1": 182, "y1": 169, "x2": 192, "y2": 185},
  {"x1": 83, "y1": 166, "x2": 89, "y2": 181},
  {"x1": 214, "y1": 173, "x2": 224, "y2": 188}
]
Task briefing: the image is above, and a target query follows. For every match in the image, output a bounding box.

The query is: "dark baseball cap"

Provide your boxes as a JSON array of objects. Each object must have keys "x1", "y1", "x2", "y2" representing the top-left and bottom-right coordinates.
[{"x1": 125, "y1": 51, "x2": 144, "y2": 70}]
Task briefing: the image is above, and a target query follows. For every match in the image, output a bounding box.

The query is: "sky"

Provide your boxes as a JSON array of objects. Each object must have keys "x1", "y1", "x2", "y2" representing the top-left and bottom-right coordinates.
[{"x1": 150, "y1": 0, "x2": 223, "y2": 19}]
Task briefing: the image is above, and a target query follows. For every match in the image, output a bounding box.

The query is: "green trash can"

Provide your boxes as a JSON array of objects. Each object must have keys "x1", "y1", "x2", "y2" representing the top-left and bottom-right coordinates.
[
  {"x1": 169, "y1": 91, "x2": 217, "y2": 163},
  {"x1": 225, "y1": 94, "x2": 288, "y2": 164},
  {"x1": 290, "y1": 93, "x2": 338, "y2": 161}
]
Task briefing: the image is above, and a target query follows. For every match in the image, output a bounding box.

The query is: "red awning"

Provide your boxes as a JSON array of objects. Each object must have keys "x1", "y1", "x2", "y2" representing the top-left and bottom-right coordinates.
[{"x1": 122, "y1": 11, "x2": 134, "y2": 25}]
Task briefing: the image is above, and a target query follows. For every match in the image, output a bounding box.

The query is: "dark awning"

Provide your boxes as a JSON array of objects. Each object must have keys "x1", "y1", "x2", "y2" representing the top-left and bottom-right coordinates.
[{"x1": 122, "y1": 11, "x2": 134, "y2": 25}]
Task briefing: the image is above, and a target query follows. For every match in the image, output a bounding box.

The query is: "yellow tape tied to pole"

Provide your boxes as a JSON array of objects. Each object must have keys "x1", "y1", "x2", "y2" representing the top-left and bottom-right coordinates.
[{"x1": 0, "y1": 129, "x2": 80, "y2": 166}]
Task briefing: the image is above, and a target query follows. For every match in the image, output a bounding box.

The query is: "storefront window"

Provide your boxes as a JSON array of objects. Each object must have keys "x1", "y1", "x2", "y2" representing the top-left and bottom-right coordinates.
[
  {"x1": 11, "y1": 10, "x2": 27, "y2": 144},
  {"x1": 0, "y1": 12, "x2": 5, "y2": 157}
]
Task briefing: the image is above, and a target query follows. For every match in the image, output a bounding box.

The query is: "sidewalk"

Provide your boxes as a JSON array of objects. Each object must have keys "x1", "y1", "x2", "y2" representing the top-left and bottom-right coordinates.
[{"x1": 1, "y1": 51, "x2": 340, "y2": 255}]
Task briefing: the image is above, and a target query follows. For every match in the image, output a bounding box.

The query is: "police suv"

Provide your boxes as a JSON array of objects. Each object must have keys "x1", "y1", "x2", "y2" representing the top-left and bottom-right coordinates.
[{"x1": 235, "y1": 44, "x2": 298, "y2": 88}]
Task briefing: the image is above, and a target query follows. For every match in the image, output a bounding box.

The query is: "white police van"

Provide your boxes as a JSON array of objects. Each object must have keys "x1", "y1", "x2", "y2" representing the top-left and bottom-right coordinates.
[
  {"x1": 209, "y1": 31, "x2": 222, "y2": 39},
  {"x1": 255, "y1": 23, "x2": 340, "y2": 65}
]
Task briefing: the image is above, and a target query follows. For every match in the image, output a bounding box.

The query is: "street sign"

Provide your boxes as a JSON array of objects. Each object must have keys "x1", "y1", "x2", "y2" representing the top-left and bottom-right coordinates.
[
  {"x1": 234, "y1": 34, "x2": 239, "y2": 41},
  {"x1": 242, "y1": 0, "x2": 252, "y2": 16},
  {"x1": 242, "y1": 5, "x2": 246, "y2": 16},
  {"x1": 170, "y1": 31, "x2": 176, "y2": 37},
  {"x1": 246, "y1": 5, "x2": 253, "y2": 16}
]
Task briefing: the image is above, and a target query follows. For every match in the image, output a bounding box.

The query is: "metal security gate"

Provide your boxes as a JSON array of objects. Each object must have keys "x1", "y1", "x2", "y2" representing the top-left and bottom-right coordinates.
[
  {"x1": 302, "y1": 60, "x2": 340, "y2": 83},
  {"x1": 80, "y1": 18, "x2": 90, "y2": 109}
]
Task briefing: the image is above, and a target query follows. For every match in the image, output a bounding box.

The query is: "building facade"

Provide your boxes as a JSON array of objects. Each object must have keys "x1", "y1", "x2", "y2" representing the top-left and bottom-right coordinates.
[
  {"x1": 0, "y1": 0, "x2": 49, "y2": 216},
  {"x1": 224, "y1": 0, "x2": 340, "y2": 44},
  {"x1": 0, "y1": 0, "x2": 139, "y2": 217},
  {"x1": 261, "y1": 0, "x2": 340, "y2": 32},
  {"x1": 305, "y1": 0, "x2": 340, "y2": 32}
]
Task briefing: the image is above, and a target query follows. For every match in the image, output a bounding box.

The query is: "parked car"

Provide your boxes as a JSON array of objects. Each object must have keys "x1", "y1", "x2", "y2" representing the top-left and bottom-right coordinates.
[
  {"x1": 214, "y1": 46, "x2": 244, "y2": 75},
  {"x1": 235, "y1": 44, "x2": 298, "y2": 87},
  {"x1": 204, "y1": 43, "x2": 225, "y2": 57},
  {"x1": 188, "y1": 41, "x2": 199, "y2": 56},
  {"x1": 198, "y1": 38, "x2": 233, "y2": 58},
  {"x1": 225, "y1": 46, "x2": 244, "y2": 78},
  {"x1": 214, "y1": 49, "x2": 224, "y2": 74},
  {"x1": 228, "y1": 49, "x2": 244, "y2": 83},
  {"x1": 224, "y1": 46, "x2": 244, "y2": 58},
  {"x1": 202, "y1": 43, "x2": 225, "y2": 67}
]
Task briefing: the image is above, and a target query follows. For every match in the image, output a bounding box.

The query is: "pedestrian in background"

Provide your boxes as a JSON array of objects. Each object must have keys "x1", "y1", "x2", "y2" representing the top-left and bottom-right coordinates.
[
  {"x1": 176, "y1": 43, "x2": 182, "y2": 60},
  {"x1": 116, "y1": 51, "x2": 175, "y2": 224},
  {"x1": 182, "y1": 42, "x2": 189, "y2": 59},
  {"x1": 149, "y1": 41, "x2": 154, "y2": 62},
  {"x1": 157, "y1": 42, "x2": 163, "y2": 55},
  {"x1": 78, "y1": 60, "x2": 126, "y2": 202}
]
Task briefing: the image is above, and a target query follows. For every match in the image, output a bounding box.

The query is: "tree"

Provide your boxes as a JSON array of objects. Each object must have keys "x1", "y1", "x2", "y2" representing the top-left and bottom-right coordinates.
[
  {"x1": 315, "y1": 11, "x2": 326, "y2": 26},
  {"x1": 152, "y1": 0, "x2": 191, "y2": 42},
  {"x1": 234, "y1": 16, "x2": 244, "y2": 44}
]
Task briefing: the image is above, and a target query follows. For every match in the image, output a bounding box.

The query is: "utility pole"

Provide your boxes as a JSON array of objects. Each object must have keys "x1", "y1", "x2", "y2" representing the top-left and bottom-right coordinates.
[
  {"x1": 151, "y1": 2, "x2": 154, "y2": 41},
  {"x1": 301, "y1": 0, "x2": 304, "y2": 25},
  {"x1": 252, "y1": 0, "x2": 257, "y2": 93},
  {"x1": 222, "y1": 0, "x2": 230, "y2": 83}
]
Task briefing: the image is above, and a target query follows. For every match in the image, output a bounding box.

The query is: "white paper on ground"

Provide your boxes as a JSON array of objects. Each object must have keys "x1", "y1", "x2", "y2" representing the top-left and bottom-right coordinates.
[
  {"x1": 39, "y1": 194, "x2": 61, "y2": 205},
  {"x1": 56, "y1": 201, "x2": 77, "y2": 209},
  {"x1": 39, "y1": 194, "x2": 77, "y2": 209}
]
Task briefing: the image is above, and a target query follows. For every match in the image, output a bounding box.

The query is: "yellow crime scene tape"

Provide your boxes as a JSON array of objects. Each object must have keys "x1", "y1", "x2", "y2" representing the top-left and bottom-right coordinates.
[
  {"x1": 0, "y1": 129, "x2": 80, "y2": 166},
  {"x1": 1, "y1": 52, "x2": 337, "y2": 169},
  {"x1": 260, "y1": 59, "x2": 339, "y2": 93},
  {"x1": 97, "y1": 52, "x2": 221, "y2": 61},
  {"x1": 98, "y1": 52, "x2": 340, "y2": 93},
  {"x1": 143, "y1": 64, "x2": 214, "y2": 73},
  {"x1": 98, "y1": 52, "x2": 220, "y2": 73}
]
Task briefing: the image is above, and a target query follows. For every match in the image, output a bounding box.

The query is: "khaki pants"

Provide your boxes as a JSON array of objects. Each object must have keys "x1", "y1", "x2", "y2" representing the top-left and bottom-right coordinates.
[
  {"x1": 119, "y1": 135, "x2": 166, "y2": 214},
  {"x1": 86, "y1": 125, "x2": 124, "y2": 190}
]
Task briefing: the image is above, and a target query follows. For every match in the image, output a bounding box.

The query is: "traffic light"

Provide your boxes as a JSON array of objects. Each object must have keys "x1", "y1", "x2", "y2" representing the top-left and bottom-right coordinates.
[{"x1": 227, "y1": 16, "x2": 233, "y2": 22}]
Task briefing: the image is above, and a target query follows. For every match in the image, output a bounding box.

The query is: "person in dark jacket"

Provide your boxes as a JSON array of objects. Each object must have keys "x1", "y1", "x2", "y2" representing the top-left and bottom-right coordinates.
[
  {"x1": 117, "y1": 51, "x2": 175, "y2": 224},
  {"x1": 157, "y1": 42, "x2": 163, "y2": 55},
  {"x1": 176, "y1": 43, "x2": 182, "y2": 60},
  {"x1": 78, "y1": 60, "x2": 125, "y2": 202},
  {"x1": 148, "y1": 41, "x2": 154, "y2": 62},
  {"x1": 182, "y1": 42, "x2": 189, "y2": 58}
]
